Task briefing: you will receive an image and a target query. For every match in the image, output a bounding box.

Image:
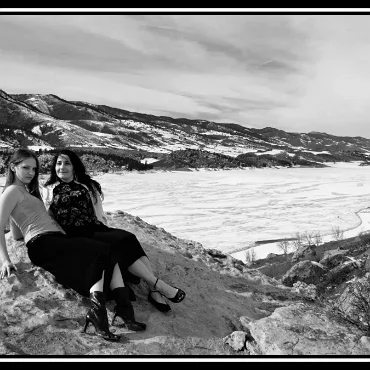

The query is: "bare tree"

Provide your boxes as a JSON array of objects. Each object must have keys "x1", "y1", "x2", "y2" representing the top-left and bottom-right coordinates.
[
  {"x1": 291, "y1": 232, "x2": 303, "y2": 251},
  {"x1": 332, "y1": 226, "x2": 344, "y2": 241},
  {"x1": 313, "y1": 230, "x2": 322, "y2": 246},
  {"x1": 245, "y1": 249, "x2": 252, "y2": 265},
  {"x1": 302, "y1": 230, "x2": 315, "y2": 246},
  {"x1": 245, "y1": 247, "x2": 257, "y2": 266},
  {"x1": 277, "y1": 240, "x2": 290, "y2": 255},
  {"x1": 250, "y1": 247, "x2": 256, "y2": 262}
]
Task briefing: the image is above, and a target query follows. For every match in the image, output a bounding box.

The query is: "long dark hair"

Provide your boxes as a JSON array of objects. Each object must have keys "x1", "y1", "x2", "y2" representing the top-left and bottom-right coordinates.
[
  {"x1": 44, "y1": 149, "x2": 103, "y2": 203},
  {"x1": 3, "y1": 148, "x2": 42, "y2": 200}
]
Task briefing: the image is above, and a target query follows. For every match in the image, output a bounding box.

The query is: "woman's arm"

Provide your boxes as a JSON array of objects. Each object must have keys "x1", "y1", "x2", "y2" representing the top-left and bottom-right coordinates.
[
  {"x1": 81, "y1": 182, "x2": 108, "y2": 225},
  {"x1": 41, "y1": 185, "x2": 53, "y2": 210},
  {"x1": 41, "y1": 185, "x2": 58, "y2": 221},
  {"x1": 94, "y1": 194, "x2": 108, "y2": 225},
  {"x1": 0, "y1": 186, "x2": 21, "y2": 278}
]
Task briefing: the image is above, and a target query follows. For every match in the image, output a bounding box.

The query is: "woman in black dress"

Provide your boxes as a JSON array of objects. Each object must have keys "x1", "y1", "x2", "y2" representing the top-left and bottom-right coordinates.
[{"x1": 42, "y1": 149, "x2": 186, "y2": 314}]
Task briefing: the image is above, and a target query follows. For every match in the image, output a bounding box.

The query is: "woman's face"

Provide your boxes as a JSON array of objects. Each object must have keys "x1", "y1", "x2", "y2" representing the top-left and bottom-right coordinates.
[
  {"x1": 56, "y1": 155, "x2": 74, "y2": 183},
  {"x1": 12, "y1": 157, "x2": 37, "y2": 186}
]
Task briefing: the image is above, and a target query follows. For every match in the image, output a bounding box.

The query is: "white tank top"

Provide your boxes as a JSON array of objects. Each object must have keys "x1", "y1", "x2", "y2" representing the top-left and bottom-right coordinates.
[{"x1": 9, "y1": 185, "x2": 65, "y2": 244}]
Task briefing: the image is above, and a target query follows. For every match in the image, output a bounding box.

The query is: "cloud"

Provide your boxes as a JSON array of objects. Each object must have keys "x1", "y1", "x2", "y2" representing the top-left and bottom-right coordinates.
[
  {"x1": 0, "y1": 15, "x2": 150, "y2": 73},
  {"x1": 1, "y1": 13, "x2": 370, "y2": 137}
]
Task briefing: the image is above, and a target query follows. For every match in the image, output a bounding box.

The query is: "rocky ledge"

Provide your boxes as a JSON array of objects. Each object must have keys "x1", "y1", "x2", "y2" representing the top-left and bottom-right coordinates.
[{"x1": 0, "y1": 211, "x2": 370, "y2": 358}]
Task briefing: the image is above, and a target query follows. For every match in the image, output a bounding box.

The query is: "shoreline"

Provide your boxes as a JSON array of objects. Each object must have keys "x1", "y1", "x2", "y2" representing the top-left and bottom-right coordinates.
[
  {"x1": 0, "y1": 160, "x2": 364, "y2": 181},
  {"x1": 230, "y1": 206, "x2": 370, "y2": 262},
  {"x1": 92, "y1": 160, "x2": 365, "y2": 177}
]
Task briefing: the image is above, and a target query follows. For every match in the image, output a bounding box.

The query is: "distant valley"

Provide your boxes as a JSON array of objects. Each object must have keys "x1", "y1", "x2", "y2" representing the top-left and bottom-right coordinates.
[{"x1": 1, "y1": 88, "x2": 370, "y2": 170}]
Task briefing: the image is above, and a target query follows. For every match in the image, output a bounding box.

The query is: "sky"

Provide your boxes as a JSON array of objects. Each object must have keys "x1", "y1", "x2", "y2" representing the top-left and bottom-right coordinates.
[{"x1": 1, "y1": 11, "x2": 370, "y2": 138}]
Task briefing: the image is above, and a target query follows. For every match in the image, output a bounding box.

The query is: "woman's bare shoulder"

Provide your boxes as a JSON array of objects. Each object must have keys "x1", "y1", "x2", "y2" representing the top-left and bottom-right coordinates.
[{"x1": 2, "y1": 185, "x2": 24, "y2": 198}]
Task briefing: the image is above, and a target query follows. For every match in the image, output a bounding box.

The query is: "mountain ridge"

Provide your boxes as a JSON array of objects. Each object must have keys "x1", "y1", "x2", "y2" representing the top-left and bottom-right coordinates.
[{"x1": 1, "y1": 88, "x2": 370, "y2": 167}]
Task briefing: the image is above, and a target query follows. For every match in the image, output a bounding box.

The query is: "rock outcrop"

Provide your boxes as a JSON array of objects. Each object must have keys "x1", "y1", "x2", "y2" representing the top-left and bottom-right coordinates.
[
  {"x1": 319, "y1": 249, "x2": 349, "y2": 269},
  {"x1": 291, "y1": 245, "x2": 318, "y2": 263},
  {"x1": 281, "y1": 260, "x2": 327, "y2": 287},
  {"x1": 245, "y1": 303, "x2": 370, "y2": 355},
  {"x1": 1, "y1": 211, "x2": 370, "y2": 357}
]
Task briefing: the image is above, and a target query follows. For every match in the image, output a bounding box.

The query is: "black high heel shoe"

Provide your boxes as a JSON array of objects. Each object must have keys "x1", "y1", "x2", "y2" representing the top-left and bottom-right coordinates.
[
  {"x1": 82, "y1": 291, "x2": 120, "y2": 342},
  {"x1": 127, "y1": 284, "x2": 136, "y2": 301},
  {"x1": 153, "y1": 278, "x2": 186, "y2": 304},
  {"x1": 111, "y1": 287, "x2": 146, "y2": 331},
  {"x1": 148, "y1": 290, "x2": 171, "y2": 313}
]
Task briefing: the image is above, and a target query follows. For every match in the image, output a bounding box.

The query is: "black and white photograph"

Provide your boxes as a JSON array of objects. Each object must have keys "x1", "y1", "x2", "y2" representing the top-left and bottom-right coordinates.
[{"x1": 1, "y1": 9, "x2": 370, "y2": 361}]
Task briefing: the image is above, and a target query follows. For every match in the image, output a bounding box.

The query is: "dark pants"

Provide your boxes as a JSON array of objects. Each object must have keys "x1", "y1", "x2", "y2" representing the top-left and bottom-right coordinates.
[{"x1": 27, "y1": 231, "x2": 136, "y2": 298}]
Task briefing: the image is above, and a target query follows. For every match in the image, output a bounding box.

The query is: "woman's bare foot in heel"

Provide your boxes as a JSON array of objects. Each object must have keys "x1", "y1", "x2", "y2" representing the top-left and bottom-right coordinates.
[
  {"x1": 155, "y1": 279, "x2": 186, "y2": 303},
  {"x1": 148, "y1": 280, "x2": 172, "y2": 312},
  {"x1": 149, "y1": 290, "x2": 167, "y2": 305}
]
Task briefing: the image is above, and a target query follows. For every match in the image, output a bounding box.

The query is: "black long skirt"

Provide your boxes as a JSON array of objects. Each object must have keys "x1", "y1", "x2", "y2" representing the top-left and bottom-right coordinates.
[
  {"x1": 89, "y1": 227, "x2": 147, "y2": 286},
  {"x1": 26, "y1": 231, "x2": 143, "y2": 298}
]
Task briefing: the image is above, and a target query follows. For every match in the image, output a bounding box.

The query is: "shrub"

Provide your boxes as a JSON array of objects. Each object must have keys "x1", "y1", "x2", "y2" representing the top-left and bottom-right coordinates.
[
  {"x1": 81, "y1": 154, "x2": 107, "y2": 172},
  {"x1": 245, "y1": 248, "x2": 256, "y2": 266},
  {"x1": 332, "y1": 226, "x2": 344, "y2": 241},
  {"x1": 359, "y1": 231, "x2": 370, "y2": 247},
  {"x1": 38, "y1": 153, "x2": 54, "y2": 174},
  {"x1": 277, "y1": 240, "x2": 290, "y2": 255},
  {"x1": 0, "y1": 155, "x2": 8, "y2": 174},
  {"x1": 291, "y1": 232, "x2": 303, "y2": 251}
]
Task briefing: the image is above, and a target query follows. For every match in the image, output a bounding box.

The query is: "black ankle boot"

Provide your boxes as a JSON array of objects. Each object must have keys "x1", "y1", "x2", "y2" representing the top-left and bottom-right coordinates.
[
  {"x1": 83, "y1": 291, "x2": 120, "y2": 342},
  {"x1": 127, "y1": 284, "x2": 136, "y2": 301},
  {"x1": 111, "y1": 287, "x2": 147, "y2": 331}
]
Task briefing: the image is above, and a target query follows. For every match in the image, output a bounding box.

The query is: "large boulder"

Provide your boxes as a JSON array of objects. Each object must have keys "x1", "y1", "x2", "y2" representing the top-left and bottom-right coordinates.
[
  {"x1": 363, "y1": 249, "x2": 370, "y2": 272},
  {"x1": 330, "y1": 274, "x2": 370, "y2": 330},
  {"x1": 325, "y1": 259, "x2": 364, "y2": 286},
  {"x1": 281, "y1": 260, "x2": 326, "y2": 287},
  {"x1": 319, "y1": 249, "x2": 348, "y2": 269},
  {"x1": 291, "y1": 245, "x2": 318, "y2": 263},
  {"x1": 244, "y1": 303, "x2": 370, "y2": 355}
]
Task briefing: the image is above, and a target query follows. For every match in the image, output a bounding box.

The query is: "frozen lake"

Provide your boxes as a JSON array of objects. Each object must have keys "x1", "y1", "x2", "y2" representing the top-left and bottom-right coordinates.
[
  {"x1": 3, "y1": 162, "x2": 370, "y2": 262},
  {"x1": 93, "y1": 162, "x2": 370, "y2": 261}
]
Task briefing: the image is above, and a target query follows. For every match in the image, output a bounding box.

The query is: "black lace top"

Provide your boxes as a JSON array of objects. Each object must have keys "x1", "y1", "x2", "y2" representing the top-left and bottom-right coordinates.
[{"x1": 49, "y1": 181, "x2": 108, "y2": 237}]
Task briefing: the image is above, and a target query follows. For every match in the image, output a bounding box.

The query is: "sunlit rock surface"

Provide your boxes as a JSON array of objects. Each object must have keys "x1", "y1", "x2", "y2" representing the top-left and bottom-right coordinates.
[
  {"x1": 246, "y1": 303, "x2": 370, "y2": 356},
  {"x1": 0, "y1": 211, "x2": 369, "y2": 357}
]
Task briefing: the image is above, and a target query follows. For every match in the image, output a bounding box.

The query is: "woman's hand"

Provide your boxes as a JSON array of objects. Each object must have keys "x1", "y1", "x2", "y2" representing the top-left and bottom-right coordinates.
[{"x1": 0, "y1": 260, "x2": 17, "y2": 279}]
